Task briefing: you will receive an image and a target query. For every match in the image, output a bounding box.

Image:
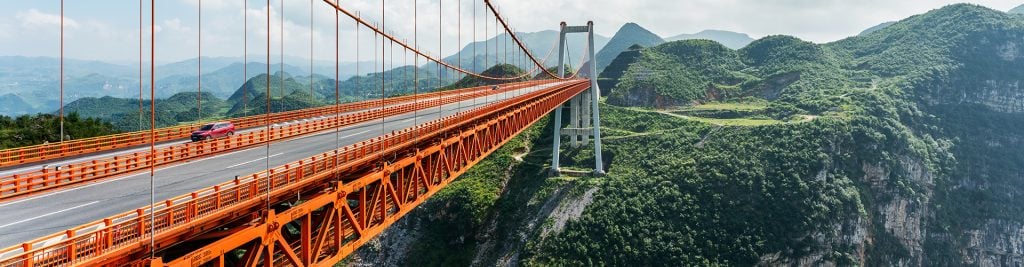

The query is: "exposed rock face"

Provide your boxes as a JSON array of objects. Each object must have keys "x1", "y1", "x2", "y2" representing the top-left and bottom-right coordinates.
[
  {"x1": 925, "y1": 36, "x2": 1024, "y2": 113},
  {"x1": 757, "y1": 155, "x2": 934, "y2": 267},
  {"x1": 539, "y1": 187, "x2": 599, "y2": 238},
  {"x1": 609, "y1": 84, "x2": 682, "y2": 108},
  {"x1": 928, "y1": 78, "x2": 1024, "y2": 114},
  {"x1": 750, "y1": 72, "x2": 800, "y2": 100},
  {"x1": 960, "y1": 220, "x2": 1024, "y2": 266},
  {"x1": 968, "y1": 80, "x2": 1024, "y2": 113},
  {"x1": 349, "y1": 223, "x2": 419, "y2": 267}
]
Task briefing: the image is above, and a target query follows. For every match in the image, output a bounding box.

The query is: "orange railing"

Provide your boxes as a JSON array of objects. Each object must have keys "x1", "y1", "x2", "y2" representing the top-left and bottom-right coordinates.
[
  {"x1": 0, "y1": 82, "x2": 542, "y2": 169},
  {"x1": 0, "y1": 79, "x2": 588, "y2": 267},
  {"x1": 0, "y1": 80, "x2": 554, "y2": 200}
]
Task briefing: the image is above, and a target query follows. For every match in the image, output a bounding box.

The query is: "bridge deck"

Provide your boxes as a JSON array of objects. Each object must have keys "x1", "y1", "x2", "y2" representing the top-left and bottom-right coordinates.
[{"x1": 0, "y1": 81, "x2": 565, "y2": 249}]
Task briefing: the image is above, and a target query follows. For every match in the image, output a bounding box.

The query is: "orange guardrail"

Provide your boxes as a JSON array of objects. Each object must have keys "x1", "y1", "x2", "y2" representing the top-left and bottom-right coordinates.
[
  {"x1": 0, "y1": 79, "x2": 588, "y2": 267},
  {"x1": 0, "y1": 80, "x2": 554, "y2": 200},
  {"x1": 0, "y1": 82, "x2": 543, "y2": 169}
]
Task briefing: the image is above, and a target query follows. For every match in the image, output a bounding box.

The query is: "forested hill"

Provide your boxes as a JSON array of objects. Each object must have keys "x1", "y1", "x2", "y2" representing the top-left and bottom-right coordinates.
[
  {"x1": 349, "y1": 4, "x2": 1024, "y2": 266},
  {"x1": 543, "y1": 4, "x2": 1024, "y2": 265}
]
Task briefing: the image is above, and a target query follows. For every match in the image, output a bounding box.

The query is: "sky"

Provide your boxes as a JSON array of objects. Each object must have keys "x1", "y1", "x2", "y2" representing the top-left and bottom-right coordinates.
[{"x1": 0, "y1": 0, "x2": 1019, "y2": 63}]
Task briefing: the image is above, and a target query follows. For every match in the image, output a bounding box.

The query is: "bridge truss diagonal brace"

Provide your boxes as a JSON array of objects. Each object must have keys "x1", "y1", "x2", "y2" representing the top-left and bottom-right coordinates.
[{"x1": 550, "y1": 21, "x2": 605, "y2": 177}]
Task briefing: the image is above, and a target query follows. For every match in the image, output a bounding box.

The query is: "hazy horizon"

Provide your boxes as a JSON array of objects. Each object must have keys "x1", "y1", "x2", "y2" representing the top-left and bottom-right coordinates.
[{"x1": 2, "y1": 1, "x2": 1017, "y2": 63}]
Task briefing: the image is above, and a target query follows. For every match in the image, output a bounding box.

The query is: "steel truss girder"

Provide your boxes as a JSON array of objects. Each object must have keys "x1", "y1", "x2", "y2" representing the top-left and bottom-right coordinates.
[{"x1": 140, "y1": 81, "x2": 591, "y2": 267}]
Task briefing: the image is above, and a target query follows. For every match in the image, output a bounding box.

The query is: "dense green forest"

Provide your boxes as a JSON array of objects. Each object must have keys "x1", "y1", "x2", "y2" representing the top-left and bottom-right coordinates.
[
  {"x1": 0, "y1": 113, "x2": 118, "y2": 149},
  {"x1": 350, "y1": 4, "x2": 1024, "y2": 266}
]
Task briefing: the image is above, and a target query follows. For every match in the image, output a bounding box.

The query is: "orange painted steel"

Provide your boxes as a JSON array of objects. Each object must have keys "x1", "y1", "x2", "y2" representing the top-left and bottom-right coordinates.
[
  {"x1": 0, "y1": 80, "x2": 553, "y2": 201},
  {"x1": 0, "y1": 79, "x2": 589, "y2": 267},
  {"x1": 0, "y1": 82, "x2": 536, "y2": 169}
]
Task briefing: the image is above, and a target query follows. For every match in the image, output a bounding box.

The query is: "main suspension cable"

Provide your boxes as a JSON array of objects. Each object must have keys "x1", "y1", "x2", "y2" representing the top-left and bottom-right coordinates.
[
  {"x1": 482, "y1": 0, "x2": 562, "y2": 79},
  {"x1": 320, "y1": 0, "x2": 562, "y2": 81}
]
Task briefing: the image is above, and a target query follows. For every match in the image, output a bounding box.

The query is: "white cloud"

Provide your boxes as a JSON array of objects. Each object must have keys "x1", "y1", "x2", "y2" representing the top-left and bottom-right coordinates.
[
  {"x1": 16, "y1": 9, "x2": 78, "y2": 29},
  {"x1": 163, "y1": 18, "x2": 190, "y2": 33}
]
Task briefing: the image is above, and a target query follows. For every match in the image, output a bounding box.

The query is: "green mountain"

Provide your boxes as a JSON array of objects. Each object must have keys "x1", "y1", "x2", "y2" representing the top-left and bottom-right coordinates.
[
  {"x1": 0, "y1": 94, "x2": 37, "y2": 116},
  {"x1": 445, "y1": 64, "x2": 529, "y2": 89},
  {"x1": 155, "y1": 62, "x2": 308, "y2": 99},
  {"x1": 350, "y1": 3, "x2": 1024, "y2": 266},
  {"x1": 226, "y1": 64, "x2": 450, "y2": 117},
  {"x1": 594, "y1": 23, "x2": 665, "y2": 74},
  {"x1": 1010, "y1": 4, "x2": 1024, "y2": 14},
  {"x1": 666, "y1": 29, "x2": 755, "y2": 49},
  {"x1": 226, "y1": 72, "x2": 332, "y2": 117},
  {"x1": 859, "y1": 21, "x2": 897, "y2": 35},
  {"x1": 596, "y1": 44, "x2": 646, "y2": 96},
  {"x1": 156, "y1": 57, "x2": 241, "y2": 81},
  {"x1": 65, "y1": 91, "x2": 226, "y2": 130}
]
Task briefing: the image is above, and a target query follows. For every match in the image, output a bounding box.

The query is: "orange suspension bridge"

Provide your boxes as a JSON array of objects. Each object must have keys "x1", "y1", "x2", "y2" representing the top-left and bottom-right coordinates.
[{"x1": 0, "y1": 0, "x2": 604, "y2": 266}]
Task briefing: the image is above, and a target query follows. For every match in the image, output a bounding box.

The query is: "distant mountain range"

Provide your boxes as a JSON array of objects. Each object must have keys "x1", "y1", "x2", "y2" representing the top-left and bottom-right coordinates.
[
  {"x1": 0, "y1": 55, "x2": 373, "y2": 116},
  {"x1": 666, "y1": 30, "x2": 754, "y2": 49},
  {"x1": 1, "y1": 23, "x2": 762, "y2": 117}
]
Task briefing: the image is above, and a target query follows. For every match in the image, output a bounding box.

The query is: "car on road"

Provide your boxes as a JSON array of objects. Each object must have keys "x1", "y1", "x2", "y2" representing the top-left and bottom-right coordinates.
[{"x1": 191, "y1": 122, "x2": 235, "y2": 142}]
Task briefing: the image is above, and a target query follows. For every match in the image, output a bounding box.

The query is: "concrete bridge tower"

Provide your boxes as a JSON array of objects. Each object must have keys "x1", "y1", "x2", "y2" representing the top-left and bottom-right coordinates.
[{"x1": 550, "y1": 21, "x2": 605, "y2": 176}]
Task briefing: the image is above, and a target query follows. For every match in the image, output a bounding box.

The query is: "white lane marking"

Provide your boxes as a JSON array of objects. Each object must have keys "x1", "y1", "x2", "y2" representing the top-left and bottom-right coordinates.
[
  {"x1": 225, "y1": 153, "x2": 284, "y2": 169},
  {"x1": 341, "y1": 130, "x2": 372, "y2": 139},
  {"x1": 0, "y1": 201, "x2": 99, "y2": 229}
]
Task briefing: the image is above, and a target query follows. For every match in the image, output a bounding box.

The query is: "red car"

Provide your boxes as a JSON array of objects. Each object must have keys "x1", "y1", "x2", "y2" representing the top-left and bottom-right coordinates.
[{"x1": 191, "y1": 122, "x2": 235, "y2": 141}]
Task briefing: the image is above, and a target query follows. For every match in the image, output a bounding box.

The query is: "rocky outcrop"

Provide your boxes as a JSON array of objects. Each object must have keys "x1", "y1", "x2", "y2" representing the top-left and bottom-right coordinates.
[
  {"x1": 608, "y1": 84, "x2": 682, "y2": 108},
  {"x1": 749, "y1": 71, "x2": 800, "y2": 100}
]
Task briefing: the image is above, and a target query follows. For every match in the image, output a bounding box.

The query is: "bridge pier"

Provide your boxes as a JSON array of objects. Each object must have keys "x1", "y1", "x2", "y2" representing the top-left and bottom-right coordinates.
[{"x1": 550, "y1": 21, "x2": 605, "y2": 177}]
